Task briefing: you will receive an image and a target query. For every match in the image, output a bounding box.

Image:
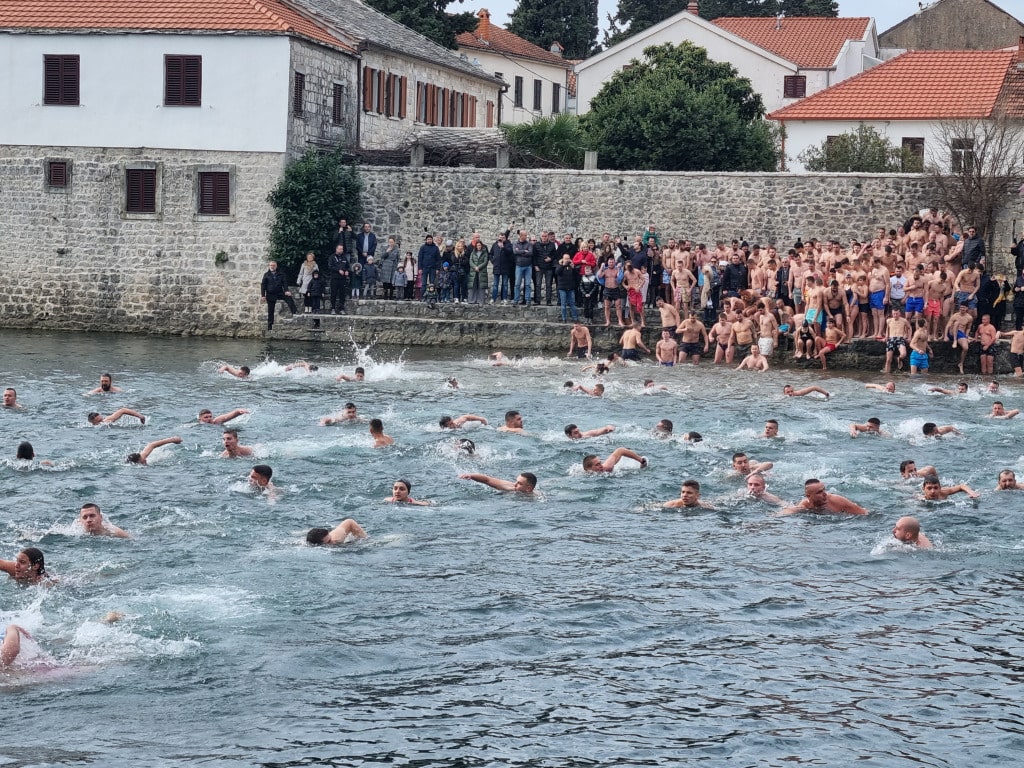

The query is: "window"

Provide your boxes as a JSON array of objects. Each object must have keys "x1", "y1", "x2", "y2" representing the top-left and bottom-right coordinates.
[
  {"x1": 198, "y1": 171, "x2": 230, "y2": 215},
  {"x1": 43, "y1": 55, "x2": 79, "y2": 106},
  {"x1": 164, "y1": 55, "x2": 201, "y2": 106},
  {"x1": 47, "y1": 161, "x2": 69, "y2": 188},
  {"x1": 783, "y1": 75, "x2": 806, "y2": 99},
  {"x1": 514, "y1": 76, "x2": 523, "y2": 108},
  {"x1": 552, "y1": 83, "x2": 561, "y2": 114},
  {"x1": 951, "y1": 138, "x2": 975, "y2": 174},
  {"x1": 125, "y1": 169, "x2": 156, "y2": 213},
  {"x1": 332, "y1": 83, "x2": 344, "y2": 125},
  {"x1": 901, "y1": 137, "x2": 924, "y2": 171},
  {"x1": 386, "y1": 74, "x2": 406, "y2": 119},
  {"x1": 533, "y1": 79, "x2": 542, "y2": 111},
  {"x1": 486, "y1": 99, "x2": 495, "y2": 128},
  {"x1": 292, "y1": 71, "x2": 305, "y2": 117}
]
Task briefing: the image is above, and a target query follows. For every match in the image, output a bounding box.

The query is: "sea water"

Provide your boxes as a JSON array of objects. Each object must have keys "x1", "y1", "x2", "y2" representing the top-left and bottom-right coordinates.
[{"x1": 1, "y1": 329, "x2": 1022, "y2": 767}]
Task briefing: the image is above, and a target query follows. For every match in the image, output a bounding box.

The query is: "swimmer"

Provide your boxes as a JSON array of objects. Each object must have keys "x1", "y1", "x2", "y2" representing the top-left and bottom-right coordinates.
[
  {"x1": 663, "y1": 479, "x2": 713, "y2": 509},
  {"x1": 682, "y1": 431, "x2": 703, "y2": 442},
  {"x1": 1, "y1": 624, "x2": 32, "y2": 667},
  {"x1": 995, "y1": 469, "x2": 1021, "y2": 490},
  {"x1": 572, "y1": 383, "x2": 605, "y2": 397},
  {"x1": 457, "y1": 438, "x2": 476, "y2": 455},
  {"x1": 306, "y1": 518, "x2": 368, "y2": 545},
  {"x1": 220, "y1": 429, "x2": 254, "y2": 457},
  {"x1": 84, "y1": 373, "x2": 123, "y2": 395},
  {"x1": 655, "y1": 330, "x2": 679, "y2": 366},
  {"x1": 565, "y1": 424, "x2": 616, "y2": 440},
  {"x1": 987, "y1": 380, "x2": 1000, "y2": 393},
  {"x1": 929, "y1": 382, "x2": 968, "y2": 395},
  {"x1": 198, "y1": 408, "x2": 250, "y2": 425},
  {"x1": 335, "y1": 366, "x2": 365, "y2": 382},
  {"x1": 763, "y1": 419, "x2": 779, "y2": 438},
  {"x1": 369, "y1": 418, "x2": 394, "y2": 447},
  {"x1": 922, "y1": 422, "x2": 959, "y2": 437},
  {"x1": 248, "y1": 464, "x2": 275, "y2": 492},
  {"x1": 127, "y1": 435, "x2": 182, "y2": 465},
  {"x1": 497, "y1": 410, "x2": 526, "y2": 434},
  {"x1": 15, "y1": 442, "x2": 54, "y2": 466},
  {"x1": 779, "y1": 479, "x2": 868, "y2": 515},
  {"x1": 320, "y1": 402, "x2": 359, "y2": 426},
  {"x1": 77, "y1": 503, "x2": 129, "y2": 538},
  {"x1": 782, "y1": 384, "x2": 830, "y2": 399},
  {"x1": 619, "y1": 320, "x2": 651, "y2": 361},
  {"x1": 439, "y1": 414, "x2": 488, "y2": 429},
  {"x1": 849, "y1": 417, "x2": 883, "y2": 437},
  {"x1": 732, "y1": 452, "x2": 773, "y2": 475},
  {"x1": 865, "y1": 382, "x2": 896, "y2": 393},
  {"x1": 285, "y1": 360, "x2": 320, "y2": 373},
  {"x1": 446, "y1": 377, "x2": 460, "y2": 389},
  {"x1": 568, "y1": 322, "x2": 593, "y2": 359},
  {"x1": 745, "y1": 473, "x2": 785, "y2": 505},
  {"x1": 458, "y1": 471, "x2": 537, "y2": 495},
  {"x1": 921, "y1": 474, "x2": 979, "y2": 500},
  {"x1": 654, "y1": 419, "x2": 673, "y2": 437},
  {"x1": 384, "y1": 478, "x2": 430, "y2": 505},
  {"x1": 988, "y1": 401, "x2": 1019, "y2": 419},
  {"x1": 3, "y1": 387, "x2": 23, "y2": 408},
  {"x1": 582, "y1": 448, "x2": 647, "y2": 473},
  {"x1": 642, "y1": 379, "x2": 669, "y2": 393},
  {"x1": 219, "y1": 365, "x2": 250, "y2": 379},
  {"x1": 735, "y1": 345, "x2": 769, "y2": 372},
  {"x1": 489, "y1": 351, "x2": 508, "y2": 366},
  {"x1": 892, "y1": 516, "x2": 932, "y2": 549},
  {"x1": 0, "y1": 547, "x2": 50, "y2": 585},
  {"x1": 87, "y1": 408, "x2": 145, "y2": 426},
  {"x1": 899, "y1": 460, "x2": 937, "y2": 479}
]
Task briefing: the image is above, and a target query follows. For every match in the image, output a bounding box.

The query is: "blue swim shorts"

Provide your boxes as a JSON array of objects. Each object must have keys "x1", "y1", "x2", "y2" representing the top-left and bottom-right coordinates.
[
  {"x1": 870, "y1": 290, "x2": 886, "y2": 311},
  {"x1": 909, "y1": 350, "x2": 929, "y2": 369}
]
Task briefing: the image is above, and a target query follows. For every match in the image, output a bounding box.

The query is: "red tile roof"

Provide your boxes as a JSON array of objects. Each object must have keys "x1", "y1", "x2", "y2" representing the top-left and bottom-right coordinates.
[
  {"x1": 0, "y1": 0, "x2": 353, "y2": 51},
  {"x1": 712, "y1": 16, "x2": 871, "y2": 69},
  {"x1": 456, "y1": 14, "x2": 571, "y2": 68},
  {"x1": 769, "y1": 50, "x2": 1017, "y2": 121}
]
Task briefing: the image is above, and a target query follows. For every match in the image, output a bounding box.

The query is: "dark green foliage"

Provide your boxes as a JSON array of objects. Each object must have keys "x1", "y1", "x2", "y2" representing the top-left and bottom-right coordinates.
[
  {"x1": 508, "y1": 0, "x2": 598, "y2": 60},
  {"x1": 798, "y1": 124, "x2": 923, "y2": 173},
  {"x1": 266, "y1": 148, "x2": 363, "y2": 270},
  {"x1": 502, "y1": 113, "x2": 589, "y2": 168},
  {"x1": 365, "y1": 0, "x2": 476, "y2": 49},
  {"x1": 582, "y1": 42, "x2": 776, "y2": 171}
]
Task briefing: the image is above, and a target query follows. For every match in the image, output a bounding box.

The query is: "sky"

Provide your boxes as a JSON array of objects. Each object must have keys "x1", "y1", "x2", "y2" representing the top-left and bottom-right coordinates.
[{"x1": 446, "y1": 0, "x2": 949, "y2": 41}]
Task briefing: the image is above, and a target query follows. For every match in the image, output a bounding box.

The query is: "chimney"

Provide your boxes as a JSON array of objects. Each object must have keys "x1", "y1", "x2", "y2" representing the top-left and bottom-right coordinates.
[
  {"x1": 687, "y1": 1, "x2": 699, "y2": 14},
  {"x1": 478, "y1": 9, "x2": 491, "y2": 43},
  {"x1": 550, "y1": 41, "x2": 564, "y2": 57}
]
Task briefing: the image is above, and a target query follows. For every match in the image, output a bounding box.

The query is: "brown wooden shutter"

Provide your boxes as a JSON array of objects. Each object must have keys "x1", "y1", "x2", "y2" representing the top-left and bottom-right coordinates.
[
  {"x1": 376, "y1": 70, "x2": 385, "y2": 113},
  {"x1": 44, "y1": 55, "x2": 79, "y2": 105},
  {"x1": 398, "y1": 76, "x2": 407, "y2": 118},
  {"x1": 126, "y1": 169, "x2": 156, "y2": 213},
  {"x1": 199, "y1": 171, "x2": 230, "y2": 215},
  {"x1": 332, "y1": 83, "x2": 344, "y2": 124},
  {"x1": 48, "y1": 161, "x2": 68, "y2": 187},
  {"x1": 183, "y1": 56, "x2": 201, "y2": 105},
  {"x1": 362, "y1": 67, "x2": 372, "y2": 111},
  {"x1": 292, "y1": 71, "x2": 305, "y2": 116}
]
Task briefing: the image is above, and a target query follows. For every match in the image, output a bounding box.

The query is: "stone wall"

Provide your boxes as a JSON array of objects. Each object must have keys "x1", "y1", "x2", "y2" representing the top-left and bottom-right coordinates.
[{"x1": 288, "y1": 39, "x2": 357, "y2": 159}]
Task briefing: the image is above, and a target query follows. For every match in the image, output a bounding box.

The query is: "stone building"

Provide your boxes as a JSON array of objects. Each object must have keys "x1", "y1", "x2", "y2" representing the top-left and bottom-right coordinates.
[{"x1": 879, "y1": 0, "x2": 1024, "y2": 57}]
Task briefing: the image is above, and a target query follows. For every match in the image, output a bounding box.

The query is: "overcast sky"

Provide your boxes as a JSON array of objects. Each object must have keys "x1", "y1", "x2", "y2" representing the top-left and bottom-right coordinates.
[{"x1": 447, "y1": 0, "x2": 960, "y2": 41}]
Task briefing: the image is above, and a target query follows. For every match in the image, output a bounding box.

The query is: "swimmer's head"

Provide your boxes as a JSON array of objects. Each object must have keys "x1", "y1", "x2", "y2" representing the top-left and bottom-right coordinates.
[
  {"x1": 369, "y1": 418, "x2": 384, "y2": 433},
  {"x1": 306, "y1": 528, "x2": 331, "y2": 545},
  {"x1": 249, "y1": 465, "x2": 273, "y2": 488},
  {"x1": 15, "y1": 441, "x2": 34, "y2": 460},
  {"x1": 240, "y1": 366, "x2": 251, "y2": 376},
  {"x1": 439, "y1": 416, "x2": 454, "y2": 429},
  {"x1": 921, "y1": 475, "x2": 941, "y2": 499},
  {"x1": 922, "y1": 422, "x2": 938, "y2": 436},
  {"x1": 19, "y1": 546, "x2": 46, "y2": 578},
  {"x1": 458, "y1": 438, "x2": 475, "y2": 455},
  {"x1": 99, "y1": 373, "x2": 113, "y2": 391},
  {"x1": 683, "y1": 431, "x2": 702, "y2": 442},
  {"x1": 893, "y1": 516, "x2": 921, "y2": 543},
  {"x1": 867, "y1": 417, "x2": 881, "y2": 429},
  {"x1": 565, "y1": 424, "x2": 581, "y2": 439},
  {"x1": 87, "y1": 412, "x2": 102, "y2": 424},
  {"x1": 957, "y1": 382, "x2": 968, "y2": 393},
  {"x1": 126, "y1": 452, "x2": 143, "y2": 464},
  {"x1": 655, "y1": 419, "x2": 673, "y2": 435},
  {"x1": 309, "y1": 365, "x2": 320, "y2": 372},
  {"x1": 998, "y1": 469, "x2": 1018, "y2": 489},
  {"x1": 355, "y1": 367, "x2": 365, "y2": 380},
  {"x1": 564, "y1": 381, "x2": 574, "y2": 389},
  {"x1": 199, "y1": 409, "x2": 214, "y2": 423},
  {"x1": 514, "y1": 473, "x2": 537, "y2": 493}
]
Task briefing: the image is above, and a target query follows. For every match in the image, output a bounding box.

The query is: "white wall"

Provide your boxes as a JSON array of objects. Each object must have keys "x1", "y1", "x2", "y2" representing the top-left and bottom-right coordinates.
[
  {"x1": 781, "y1": 119, "x2": 946, "y2": 171},
  {"x1": 0, "y1": 34, "x2": 291, "y2": 152},
  {"x1": 466, "y1": 49, "x2": 568, "y2": 124}
]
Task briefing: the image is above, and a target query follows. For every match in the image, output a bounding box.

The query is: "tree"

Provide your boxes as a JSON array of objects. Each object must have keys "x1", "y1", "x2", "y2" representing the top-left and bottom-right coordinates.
[
  {"x1": 266, "y1": 148, "x2": 363, "y2": 271},
  {"x1": 502, "y1": 113, "x2": 589, "y2": 168},
  {"x1": 581, "y1": 42, "x2": 777, "y2": 171},
  {"x1": 365, "y1": 0, "x2": 475, "y2": 49},
  {"x1": 928, "y1": 114, "x2": 1024, "y2": 242},
  {"x1": 798, "y1": 124, "x2": 922, "y2": 173},
  {"x1": 508, "y1": 0, "x2": 598, "y2": 60}
]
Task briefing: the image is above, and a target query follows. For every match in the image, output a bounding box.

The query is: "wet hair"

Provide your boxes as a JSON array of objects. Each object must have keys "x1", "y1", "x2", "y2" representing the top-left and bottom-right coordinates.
[
  {"x1": 308, "y1": 365, "x2": 320, "y2": 372},
  {"x1": 199, "y1": 409, "x2": 213, "y2": 418},
  {"x1": 101, "y1": 373, "x2": 113, "y2": 381},
  {"x1": 369, "y1": 418, "x2": 384, "y2": 432},
  {"x1": 868, "y1": 418, "x2": 881, "y2": 427},
  {"x1": 81, "y1": 503, "x2": 100, "y2": 514},
  {"x1": 518, "y1": 472, "x2": 537, "y2": 490},
  {"x1": 804, "y1": 478, "x2": 822, "y2": 486},
  {"x1": 683, "y1": 431, "x2": 702, "y2": 442},
  {"x1": 252, "y1": 465, "x2": 273, "y2": 481},
  {"x1": 22, "y1": 546, "x2": 46, "y2": 576},
  {"x1": 564, "y1": 424, "x2": 578, "y2": 436},
  {"x1": 596, "y1": 364, "x2": 609, "y2": 375},
  {"x1": 922, "y1": 474, "x2": 940, "y2": 486},
  {"x1": 563, "y1": 381, "x2": 574, "y2": 388},
  {"x1": 355, "y1": 367, "x2": 365, "y2": 375},
  {"x1": 682, "y1": 480, "x2": 700, "y2": 492},
  {"x1": 240, "y1": 366, "x2": 251, "y2": 375},
  {"x1": 126, "y1": 452, "x2": 143, "y2": 464},
  {"x1": 657, "y1": 419, "x2": 673, "y2": 433},
  {"x1": 306, "y1": 528, "x2": 330, "y2": 545},
  {"x1": 87, "y1": 412, "x2": 101, "y2": 422},
  {"x1": 732, "y1": 452, "x2": 747, "y2": 462},
  {"x1": 582, "y1": 454, "x2": 599, "y2": 469},
  {"x1": 439, "y1": 416, "x2": 454, "y2": 428},
  {"x1": 765, "y1": 419, "x2": 778, "y2": 427},
  {"x1": 16, "y1": 441, "x2": 34, "y2": 460},
  {"x1": 899, "y1": 460, "x2": 915, "y2": 473},
  {"x1": 394, "y1": 478, "x2": 411, "y2": 492},
  {"x1": 458, "y1": 438, "x2": 475, "y2": 455},
  {"x1": 504, "y1": 410, "x2": 520, "y2": 422},
  {"x1": 344, "y1": 402, "x2": 356, "y2": 410},
  {"x1": 922, "y1": 422, "x2": 937, "y2": 435},
  {"x1": 223, "y1": 429, "x2": 239, "y2": 439}
]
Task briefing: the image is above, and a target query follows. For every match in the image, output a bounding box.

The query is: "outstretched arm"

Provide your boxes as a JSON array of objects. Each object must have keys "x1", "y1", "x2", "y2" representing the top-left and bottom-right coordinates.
[
  {"x1": 139, "y1": 436, "x2": 182, "y2": 462},
  {"x1": 459, "y1": 473, "x2": 514, "y2": 491},
  {"x1": 212, "y1": 409, "x2": 250, "y2": 425},
  {"x1": 106, "y1": 408, "x2": 145, "y2": 424},
  {"x1": 604, "y1": 448, "x2": 646, "y2": 470},
  {"x1": 329, "y1": 519, "x2": 367, "y2": 541},
  {"x1": 1, "y1": 624, "x2": 30, "y2": 667},
  {"x1": 455, "y1": 414, "x2": 488, "y2": 427}
]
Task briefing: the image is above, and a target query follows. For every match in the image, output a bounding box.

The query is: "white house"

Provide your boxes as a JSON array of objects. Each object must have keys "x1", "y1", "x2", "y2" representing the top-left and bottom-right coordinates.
[
  {"x1": 768, "y1": 46, "x2": 1024, "y2": 172},
  {"x1": 455, "y1": 9, "x2": 574, "y2": 125},
  {"x1": 575, "y1": 2, "x2": 878, "y2": 116}
]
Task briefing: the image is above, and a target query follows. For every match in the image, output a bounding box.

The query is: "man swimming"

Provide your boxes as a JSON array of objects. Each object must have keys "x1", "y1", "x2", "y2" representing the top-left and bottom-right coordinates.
[
  {"x1": 921, "y1": 474, "x2": 979, "y2": 500},
  {"x1": 77, "y1": 503, "x2": 129, "y2": 538},
  {"x1": 320, "y1": 402, "x2": 360, "y2": 426},
  {"x1": 439, "y1": 414, "x2": 488, "y2": 429},
  {"x1": 221, "y1": 429, "x2": 254, "y2": 457},
  {"x1": 663, "y1": 479, "x2": 713, "y2": 509},
  {"x1": 892, "y1": 516, "x2": 932, "y2": 549},
  {"x1": 497, "y1": 410, "x2": 526, "y2": 434},
  {"x1": 3, "y1": 387, "x2": 23, "y2": 409},
  {"x1": 780, "y1": 479, "x2": 868, "y2": 515},
  {"x1": 127, "y1": 436, "x2": 182, "y2": 465},
  {"x1": 745, "y1": 473, "x2": 785, "y2": 505},
  {"x1": 199, "y1": 408, "x2": 250, "y2": 425},
  {"x1": 582, "y1": 448, "x2": 647, "y2": 473},
  {"x1": 995, "y1": 469, "x2": 1021, "y2": 490},
  {"x1": 219, "y1": 365, "x2": 251, "y2": 379},
  {"x1": 988, "y1": 402, "x2": 1019, "y2": 419},
  {"x1": 336, "y1": 366, "x2": 365, "y2": 382},
  {"x1": 369, "y1": 418, "x2": 394, "y2": 447},
  {"x1": 782, "y1": 384, "x2": 830, "y2": 399},
  {"x1": 84, "y1": 373, "x2": 123, "y2": 395},
  {"x1": 565, "y1": 424, "x2": 616, "y2": 440},
  {"x1": 306, "y1": 518, "x2": 368, "y2": 545},
  {"x1": 458, "y1": 472, "x2": 537, "y2": 495},
  {"x1": 88, "y1": 408, "x2": 145, "y2": 426}
]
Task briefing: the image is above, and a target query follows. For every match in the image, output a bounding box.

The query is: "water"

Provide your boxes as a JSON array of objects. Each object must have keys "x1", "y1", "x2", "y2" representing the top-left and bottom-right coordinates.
[{"x1": 2, "y1": 329, "x2": 1023, "y2": 767}]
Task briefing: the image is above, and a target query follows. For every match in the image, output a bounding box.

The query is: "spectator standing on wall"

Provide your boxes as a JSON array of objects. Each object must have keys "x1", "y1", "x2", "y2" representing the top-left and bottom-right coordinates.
[
  {"x1": 328, "y1": 244, "x2": 350, "y2": 315},
  {"x1": 333, "y1": 218, "x2": 356, "y2": 258},
  {"x1": 356, "y1": 222, "x2": 377, "y2": 265},
  {"x1": 534, "y1": 231, "x2": 558, "y2": 306},
  {"x1": 296, "y1": 252, "x2": 317, "y2": 309},
  {"x1": 378, "y1": 237, "x2": 401, "y2": 300},
  {"x1": 490, "y1": 231, "x2": 513, "y2": 303},
  {"x1": 468, "y1": 238, "x2": 489, "y2": 305},
  {"x1": 260, "y1": 261, "x2": 297, "y2": 330},
  {"x1": 418, "y1": 234, "x2": 441, "y2": 290},
  {"x1": 512, "y1": 230, "x2": 535, "y2": 305}
]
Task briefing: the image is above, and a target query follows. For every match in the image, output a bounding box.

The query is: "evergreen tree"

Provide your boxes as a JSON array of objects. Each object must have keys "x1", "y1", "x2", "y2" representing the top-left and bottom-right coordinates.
[
  {"x1": 365, "y1": 0, "x2": 476, "y2": 49},
  {"x1": 798, "y1": 125, "x2": 920, "y2": 173},
  {"x1": 508, "y1": 0, "x2": 598, "y2": 60},
  {"x1": 582, "y1": 42, "x2": 776, "y2": 171}
]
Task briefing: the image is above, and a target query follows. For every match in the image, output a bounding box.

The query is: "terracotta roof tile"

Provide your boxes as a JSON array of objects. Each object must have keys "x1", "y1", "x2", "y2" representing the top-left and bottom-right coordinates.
[
  {"x1": 712, "y1": 16, "x2": 871, "y2": 68},
  {"x1": 456, "y1": 17, "x2": 571, "y2": 68},
  {"x1": 0, "y1": 0, "x2": 352, "y2": 51},
  {"x1": 768, "y1": 50, "x2": 1017, "y2": 121}
]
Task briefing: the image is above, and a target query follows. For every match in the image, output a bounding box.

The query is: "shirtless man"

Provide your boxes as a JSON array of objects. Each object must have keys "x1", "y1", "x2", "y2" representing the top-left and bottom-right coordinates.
[
  {"x1": 219, "y1": 365, "x2": 250, "y2": 379},
  {"x1": 78, "y1": 503, "x2": 130, "y2": 538},
  {"x1": 572, "y1": 383, "x2": 605, "y2": 397},
  {"x1": 952, "y1": 262, "x2": 980, "y2": 319},
  {"x1": 582, "y1": 448, "x2": 647, "y2": 473},
  {"x1": 320, "y1": 402, "x2": 360, "y2": 426},
  {"x1": 369, "y1": 418, "x2": 394, "y2": 447},
  {"x1": 601, "y1": 257, "x2": 625, "y2": 327},
  {"x1": 945, "y1": 304, "x2": 974, "y2": 374},
  {"x1": 85, "y1": 373, "x2": 123, "y2": 395},
  {"x1": 814, "y1": 317, "x2": 846, "y2": 370},
  {"x1": 745, "y1": 473, "x2": 784, "y2": 505},
  {"x1": 87, "y1": 408, "x2": 145, "y2": 426},
  {"x1": 975, "y1": 314, "x2": 999, "y2": 375},
  {"x1": 763, "y1": 419, "x2": 780, "y2": 439},
  {"x1": 568, "y1": 322, "x2": 593, "y2": 359},
  {"x1": 3, "y1": 387, "x2": 22, "y2": 409},
  {"x1": 306, "y1": 518, "x2": 367, "y2": 545},
  {"x1": 782, "y1": 384, "x2": 830, "y2": 398},
  {"x1": 866, "y1": 381, "x2": 896, "y2": 394},
  {"x1": 929, "y1": 382, "x2": 967, "y2": 395},
  {"x1": 565, "y1": 424, "x2": 615, "y2": 440},
  {"x1": 868, "y1": 258, "x2": 890, "y2": 338},
  {"x1": 780, "y1": 478, "x2": 868, "y2": 515},
  {"x1": 439, "y1": 414, "x2": 487, "y2": 429},
  {"x1": 708, "y1": 312, "x2": 734, "y2": 364},
  {"x1": 892, "y1": 516, "x2": 933, "y2": 549},
  {"x1": 882, "y1": 308, "x2": 912, "y2": 374},
  {"x1": 656, "y1": 298, "x2": 681, "y2": 336},
  {"x1": 127, "y1": 435, "x2": 182, "y2": 465},
  {"x1": 921, "y1": 474, "x2": 979, "y2": 500},
  {"x1": 1000, "y1": 327, "x2": 1024, "y2": 376},
  {"x1": 678, "y1": 315, "x2": 709, "y2": 365},
  {"x1": 924, "y1": 271, "x2": 950, "y2": 341},
  {"x1": 756, "y1": 304, "x2": 779, "y2": 356},
  {"x1": 335, "y1": 366, "x2": 365, "y2": 382},
  {"x1": 995, "y1": 469, "x2": 1022, "y2": 490},
  {"x1": 220, "y1": 429, "x2": 253, "y2": 458},
  {"x1": 729, "y1": 314, "x2": 757, "y2": 361},
  {"x1": 655, "y1": 330, "x2": 679, "y2": 366},
  {"x1": 899, "y1": 460, "x2": 937, "y2": 479},
  {"x1": 671, "y1": 262, "x2": 696, "y2": 315},
  {"x1": 850, "y1": 417, "x2": 883, "y2": 437},
  {"x1": 663, "y1": 479, "x2": 713, "y2": 509},
  {"x1": 923, "y1": 422, "x2": 960, "y2": 437},
  {"x1": 802, "y1": 276, "x2": 826, "y2": 335},
  {"x1": 497, "y1": 410, "x2": 526, "y2": 434},
  {"x1": 904, "y1": 264, "x2": 927, "y2": 321},
  {"x1": 199, "y1": 408, "x2": 249, "y2": 425},
  {"x1": 285, "y1": 361, "x2": 320, "y2": 374},
  {"x1": 988, "y1": 401, "x2": 1019, "y2": 419},
  {"x1": 732, "y1": 452, "x2": 773, "y2": 475},
  {"x1": 736, "y1": 345, "x2": 769, "y2": 372},
  {"x1": 619, "y1": 321, "x2": 650, "y2": 361},
  {"x1": 909, "y1": 318, "x2": 932, "y2": 375},
  {"x1": 458, "y1": 471, "x2": 537, "y2": 495}
]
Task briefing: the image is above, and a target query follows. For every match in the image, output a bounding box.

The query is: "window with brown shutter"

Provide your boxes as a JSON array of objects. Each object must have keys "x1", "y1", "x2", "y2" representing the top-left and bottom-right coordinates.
[
  {"x1": 533, "y1": 79, "x2": 542, "y2": 111},
  {"x1": 376, "y1": 70, "x2": 385, "y2": 113},
  {"x1": 783, "y1": 75, "x2": 806, "y2": 99},
  {"x1": 384, "y1": 73, "x2": 393, "y2": 117},
  {"x1": 552, "y1": 83, "x2": 561, "y2": 114},
  {"x1": 469, "y1": 96, "x2": 477, "y2": 127},
  {"x1": 126, "y1": 169, "x2": 156, "y2": 213},
  {"x1": 486, "y1": 100, "x2": 494, "y2": 128},
  {"x1": 398, "y1": 76, "x2": 407, "y2": 119},
  {"x1": 332, "y1": 83, "x2": 344, "y2": 125},
  {"x1": 363, "y1": 67, "x2": 374, "y2": 111},
  {"x1": 43, "y1": 55, "x2": 79, "y2": 106},
  {"x1": 165, "y1": 55, "x2": 201, "y2": 106},
  {"x1": 292, "y1": 71, "x2": 305, "y2": 117},
  {"x1": 513, "y1": 76, "x2": 523, "y2": 108},
  {"x1": 47, "y1": 161, "x2": 69, "y2": 188},
  {"x1": 198, "y1": 171, "x2": 230, "y2": 215}
]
